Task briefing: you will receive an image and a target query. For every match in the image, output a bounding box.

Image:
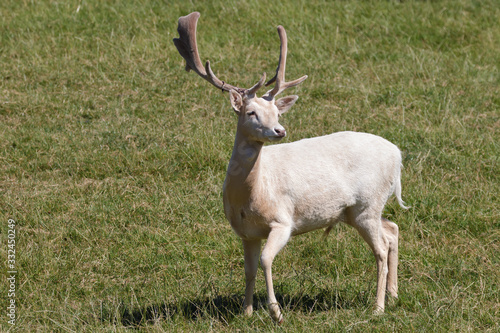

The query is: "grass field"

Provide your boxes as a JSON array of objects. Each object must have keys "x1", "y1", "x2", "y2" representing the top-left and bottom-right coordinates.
[{"x1": 1, "y1": 0, "x2": 498, "y2": 331}]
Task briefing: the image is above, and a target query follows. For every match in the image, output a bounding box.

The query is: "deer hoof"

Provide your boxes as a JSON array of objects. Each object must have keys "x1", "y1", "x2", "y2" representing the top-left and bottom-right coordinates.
[
  {"x1": 373, "y1": 306, "x2": 385, "y2": 315},
  {"x1": 269, "y1": 303, "x2": 283, "y2": 323}
]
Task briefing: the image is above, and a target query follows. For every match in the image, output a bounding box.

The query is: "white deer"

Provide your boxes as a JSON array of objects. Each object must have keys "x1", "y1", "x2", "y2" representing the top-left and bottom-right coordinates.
[{"x1": 174, "y1": 12, "x2": 407, "y2": 323}]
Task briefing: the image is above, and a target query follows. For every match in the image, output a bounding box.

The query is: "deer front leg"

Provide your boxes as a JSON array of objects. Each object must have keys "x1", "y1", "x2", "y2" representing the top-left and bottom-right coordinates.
[
  {"x1": 242, "y1": 239, "x2": 261, "y2": 316},
  {"x1": 260, "y1": 226, "x2": 291, "y2": 323}
]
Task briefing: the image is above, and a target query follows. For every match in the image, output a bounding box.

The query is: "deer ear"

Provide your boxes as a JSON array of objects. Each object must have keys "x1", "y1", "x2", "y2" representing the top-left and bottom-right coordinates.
[
  {"x1": 275, "y1": 95, "x2": 298, "y2": 115},
  {"x1": 229, "y1": 89, "x2": 243, "y2": 113}
]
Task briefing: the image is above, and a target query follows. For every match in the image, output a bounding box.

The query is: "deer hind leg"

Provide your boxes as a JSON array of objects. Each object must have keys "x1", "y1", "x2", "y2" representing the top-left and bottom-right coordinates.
[
  {"x1": 382, "y1": 217, "x2": 399, "y2": 298},
  {"x1": 347, "y1": 209, "x2": 390, "y2": 313}
]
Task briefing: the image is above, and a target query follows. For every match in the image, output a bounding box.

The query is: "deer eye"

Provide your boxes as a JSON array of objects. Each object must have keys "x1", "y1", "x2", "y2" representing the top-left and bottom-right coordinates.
[{"x1": 247, "y1": 111, "x2": 256, "y2": 117}]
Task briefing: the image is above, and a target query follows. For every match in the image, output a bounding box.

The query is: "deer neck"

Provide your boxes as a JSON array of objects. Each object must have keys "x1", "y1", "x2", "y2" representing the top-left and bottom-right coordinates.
[{"x1": 224, "y1": 130, "x2": 264, "y2": 204}]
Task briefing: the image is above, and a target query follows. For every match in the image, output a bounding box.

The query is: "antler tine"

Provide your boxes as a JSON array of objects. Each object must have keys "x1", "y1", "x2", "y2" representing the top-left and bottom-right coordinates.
[
  {"x1": 264, "y1": 26, "x2": 308, "y2": 99},
  {"x1": 173, "y1": 12, "x2": 245, "y2": 94},
  {"x1": 247, "y1": 72, "x2": 267, "y2": 96}
]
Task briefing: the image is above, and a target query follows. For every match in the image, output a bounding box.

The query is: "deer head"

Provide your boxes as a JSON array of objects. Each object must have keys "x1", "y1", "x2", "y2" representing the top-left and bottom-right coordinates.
[{"x1": 173, "y1": 12, "x2": 307, "y2": 143}]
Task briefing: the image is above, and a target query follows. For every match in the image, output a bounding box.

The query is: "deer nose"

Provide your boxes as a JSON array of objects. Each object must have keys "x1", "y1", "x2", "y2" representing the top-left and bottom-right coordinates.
[{"x1": 274, "y1": 127, "x2": 286, "y2": 138}]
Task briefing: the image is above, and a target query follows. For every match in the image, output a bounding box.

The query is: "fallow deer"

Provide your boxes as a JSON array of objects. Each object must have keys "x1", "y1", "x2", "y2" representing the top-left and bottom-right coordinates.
[{"x1": 174, "y1": 12, "x2": 407, "y2": 323}]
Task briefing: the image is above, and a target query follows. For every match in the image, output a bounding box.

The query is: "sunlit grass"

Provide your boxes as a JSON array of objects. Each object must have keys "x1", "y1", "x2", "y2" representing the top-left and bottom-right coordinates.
[{"x1": 0, "y1": 0, "x2": 498, "y2": 331}]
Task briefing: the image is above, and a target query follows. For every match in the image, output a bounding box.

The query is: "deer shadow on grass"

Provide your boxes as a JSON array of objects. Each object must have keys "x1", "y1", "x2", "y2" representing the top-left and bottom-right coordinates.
[{"x1": 118, "y1": 289, "x2": 369, "y2": 327}]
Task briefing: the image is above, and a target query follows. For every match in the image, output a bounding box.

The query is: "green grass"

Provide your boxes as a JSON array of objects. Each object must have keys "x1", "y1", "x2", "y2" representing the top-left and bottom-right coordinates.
[{"x1": 0, "y1": 0, "x2": 498, "y2": 331}]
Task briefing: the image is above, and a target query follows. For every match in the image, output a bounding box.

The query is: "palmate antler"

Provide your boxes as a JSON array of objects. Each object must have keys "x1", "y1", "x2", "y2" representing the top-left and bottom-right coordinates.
[{"x1": 173, "y1": 12, "x2": 307, "y2": 98}]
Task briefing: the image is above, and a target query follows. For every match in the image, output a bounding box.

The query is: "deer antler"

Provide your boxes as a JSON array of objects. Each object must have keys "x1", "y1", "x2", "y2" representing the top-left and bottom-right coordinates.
[
  {"x1": 264, "y1": 26, "x2": 308, "y2": 100},
  {"x1": 173, "y1": 12, "x2": 305, "y2": 98},
  {"x1": 173, "y1": 12, "x2": 266, "y2": 96}
]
